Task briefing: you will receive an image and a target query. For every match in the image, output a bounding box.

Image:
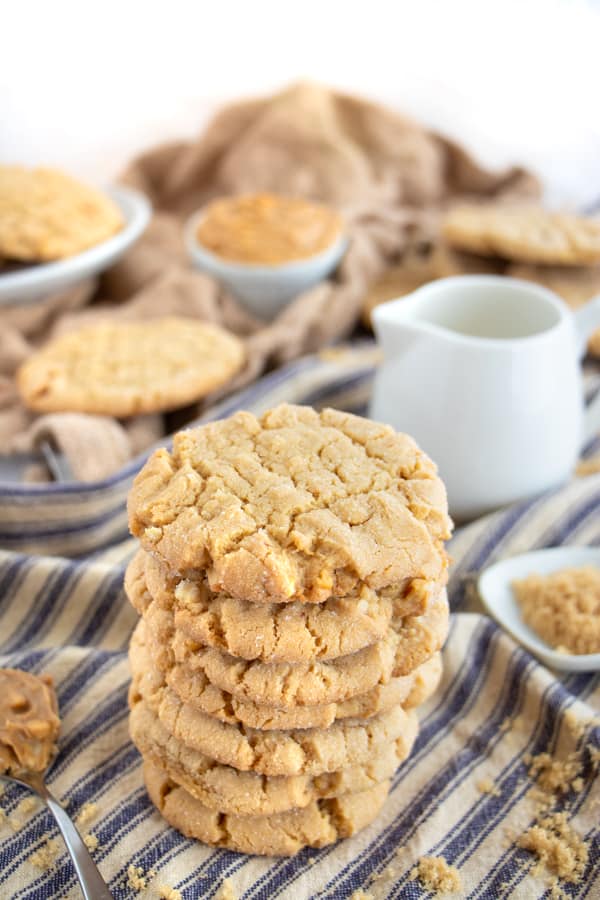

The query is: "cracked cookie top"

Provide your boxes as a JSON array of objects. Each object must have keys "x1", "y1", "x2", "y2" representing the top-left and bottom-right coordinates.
[{"x1": 128, "y1": 404, "x2": 451, "y2": 604}]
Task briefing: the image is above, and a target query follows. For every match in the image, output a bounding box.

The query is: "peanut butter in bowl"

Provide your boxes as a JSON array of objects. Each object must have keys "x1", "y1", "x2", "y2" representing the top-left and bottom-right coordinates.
[
  {"x1": 186, "y1": 193, "x2": 348, "y2": 320},
  {"x1": 196, "y1": 193, "x2": 344, "y2": 265}
]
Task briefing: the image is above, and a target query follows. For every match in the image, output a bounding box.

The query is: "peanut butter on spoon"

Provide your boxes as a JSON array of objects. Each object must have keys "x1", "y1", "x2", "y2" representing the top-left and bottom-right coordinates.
[
  {"x1": 0, "y1": 668, "x2": 60, "y2": 776},
  {"x1": 0, "y1": 668, "x2": 113, "y2": 898}
]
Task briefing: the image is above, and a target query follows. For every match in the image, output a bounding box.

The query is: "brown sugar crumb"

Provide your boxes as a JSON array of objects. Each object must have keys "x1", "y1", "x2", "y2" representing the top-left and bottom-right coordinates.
[
  {"x1": 564, "y1": 709, "x2": 587, "y2": 741},
  {"x1": 409, "y1": 856, "x2": 463, "y2": 894},
  {"x1": 527, "y1": 751, "x2": 582, "y2": 796},
  {"x1": 477, "y1": 777, "x2": 501, "y2": 797},
  {"x1": 16, "y1": 796, "x2": 38, "y2": 816},
  {"x1": 576, "y1": 456, "x2": 600, "y2": 477},
  {"x1": 84, "y1": 833, "x2": 98, "y2": 852},
  {"x1": 517, "y1": 811, "x2": 588, "y2": 883},
  {"x1": 512, "y1": 566, "x2": 600, "y2": 655},
  {"x1": 10, "y1": 795, "x2": 39, "y2": 829},
  {"x1": 158, "y1": 887, "x2": 182, "y2": 900},
  {"x1": 30, "y1": 837, "x2": 60, "y2": 870},
  {"x1": 127, "y1": 864, "x2": 148, "y2": 892},
  {"x1": 76, "y1": 801, "x2": 98, "y2": 828},
  {"x1": 216, "y1": 879, "x2": 237, "y2": 900}
]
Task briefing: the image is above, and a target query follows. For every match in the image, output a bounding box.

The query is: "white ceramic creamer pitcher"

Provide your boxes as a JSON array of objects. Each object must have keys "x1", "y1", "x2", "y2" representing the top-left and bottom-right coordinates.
[{"x1": 369, "y1": 275, "x2": 600, "y2": 521}]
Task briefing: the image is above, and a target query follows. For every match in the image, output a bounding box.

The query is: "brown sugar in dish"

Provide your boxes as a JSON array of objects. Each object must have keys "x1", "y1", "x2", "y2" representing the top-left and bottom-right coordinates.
[
  {"x1": 512, "y1": 566, "x2": 600, "y2": 655},
  {"x1": 196, "y1": 193, "x2": 343, "y2": 264},
  {"x1": 409, "y1": 856, "x2": 463, "y2": 894}
]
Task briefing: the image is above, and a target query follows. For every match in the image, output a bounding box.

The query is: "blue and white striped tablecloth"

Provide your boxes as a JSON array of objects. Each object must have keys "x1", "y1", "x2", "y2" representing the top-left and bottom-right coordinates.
[{"x1": 0, "y1": 343, "x2": 598, "y2": 899}]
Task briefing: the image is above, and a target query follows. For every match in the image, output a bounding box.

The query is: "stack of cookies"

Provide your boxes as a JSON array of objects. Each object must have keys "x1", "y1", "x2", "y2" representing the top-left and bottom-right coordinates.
[{"x1": 125, "y1": 404, "x2": 452, "y2": 856}]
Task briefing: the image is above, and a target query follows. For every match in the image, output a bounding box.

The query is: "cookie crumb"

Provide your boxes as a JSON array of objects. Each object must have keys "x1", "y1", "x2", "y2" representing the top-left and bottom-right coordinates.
[
  {"x1": 476, "y1": 777, "x2": 501, "y2": 797},
  {"x1": 30, "y1": 837, "x2": 60, "y2": 870},
  {"x1": 127, "y1": 864, "x2": 148, "y2": 892},
  {"x1": 216, "y1": 879, "x2": 237, "y2": 900},
  {"x1": 76, "y1": 801, "x2": 98, "y2": 828},
  {"x1": 350, "y1": 891, "x2": 374, "y2": 900},
  {"x1": 517, "y1": 811, "x2": 588, "y2": 883},
  {"x1": 158, "y1": 887, "x2": 182, "y2": 900},
  {"x1": 409, "y1": 856, "x2": 462, "y2": 894},
  {"x1": 84, "y1": 833, "x2": 98, "y2": 852}
]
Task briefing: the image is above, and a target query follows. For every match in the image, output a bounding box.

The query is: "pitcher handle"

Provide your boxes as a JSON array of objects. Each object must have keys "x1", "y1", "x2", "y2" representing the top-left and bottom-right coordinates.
[{"x1": 573, "y1": 295, "x2": 600, "y2": 445}]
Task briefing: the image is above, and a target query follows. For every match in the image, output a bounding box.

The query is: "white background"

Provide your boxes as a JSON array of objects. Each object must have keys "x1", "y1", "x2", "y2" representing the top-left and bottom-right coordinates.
[{"x1": 2, "y1": 0, "x2": 600, "y2": 208}]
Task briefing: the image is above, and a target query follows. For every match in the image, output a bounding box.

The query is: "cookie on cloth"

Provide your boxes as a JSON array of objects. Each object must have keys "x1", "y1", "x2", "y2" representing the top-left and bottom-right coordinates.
[
  {"x1": 130, "y1": 697, "x2": 417, "y2": 816},
  {"x1": 17, "y1": 317, "x2": 245, "y2": 417},
  {"x1": 0, "y1": 166, "x2": 123, "y2": 261},
  {"x1": 140, "y1": 590, "x2": 448, "y2": 708},
  {"x1": 144, "y1": 759, "x2": 390, "y2": 856},
  {"x1": 129, "y1": 619, "x2": 442, "y2": 730},
  {"x1": 128, "y1": 404, "x2": 451, "y2": 603},
  {"x1": 130, "y1": 670, "x2": 414, "y2": 777},
  {"x1": 506, "y1": 262, "x2": 600, "y2": 309},
  {"x1": 442, "y1": 204, "x2": 600, "y2": 265}
]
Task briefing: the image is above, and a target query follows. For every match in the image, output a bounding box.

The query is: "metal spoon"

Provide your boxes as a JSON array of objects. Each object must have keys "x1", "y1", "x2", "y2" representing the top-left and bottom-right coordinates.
[{"x1": 1, "y1": 769, "x2": 113, "y2": 899}]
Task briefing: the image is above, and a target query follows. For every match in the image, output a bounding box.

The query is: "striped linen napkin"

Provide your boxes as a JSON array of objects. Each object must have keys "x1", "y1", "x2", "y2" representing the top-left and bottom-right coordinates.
[{"x1": 0, "y1": 344, "x2": 599, "y2": 899}]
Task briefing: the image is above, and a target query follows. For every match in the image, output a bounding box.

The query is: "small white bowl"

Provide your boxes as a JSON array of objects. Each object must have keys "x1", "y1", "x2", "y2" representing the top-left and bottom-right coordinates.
[
  {"x1": 478, "y1": 546, "x2": 600, "y2": 672},
  {"x1": 185, "y1": 208, "x2": 348, "y2": 320},
  {"x1": 0, "y1": 185, "x2": 151, "y2": 307}
]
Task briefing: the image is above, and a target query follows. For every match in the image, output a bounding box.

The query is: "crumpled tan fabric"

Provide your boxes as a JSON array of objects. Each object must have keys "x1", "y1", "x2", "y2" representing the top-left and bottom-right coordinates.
[{"x1": 0, "y1": 82, "x2": 540, "y2": 482}]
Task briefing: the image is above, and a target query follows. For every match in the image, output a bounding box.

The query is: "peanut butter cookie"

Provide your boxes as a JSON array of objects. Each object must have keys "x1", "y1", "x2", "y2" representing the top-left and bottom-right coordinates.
[
  {"x1": 126, "y1": 548, "x2": 401, "y2": 663},
  {"x1": 130, "y1": 670, "x2": 414, "y2": 777},
  {"x1": 17, "y1": 318, "x2": 245, "y2": 417},
  {"x1": 443, "y1": 205, "x2": 600, "y2": 265},
  {"x1": 506, "y1": 263, "x2": 600, "y2": 309},
  {"x1": 128, "y1": 405, "x2": 451, "y2": 603},
  {"x1": 131, "y1": 697, "x2": 416, "y2": 816},
  {"x1": 144, "y1": 760, "x2": 390, "y2": 855},
  {"x1": 129, "y1": 619, "x2": 442, "y2": 730},
  {"x1": 140, "y1": 592, "x2": 448, "y2": 708},
  {"x1": 0, "y1": 166, "x2": 123, "y2": 261}
]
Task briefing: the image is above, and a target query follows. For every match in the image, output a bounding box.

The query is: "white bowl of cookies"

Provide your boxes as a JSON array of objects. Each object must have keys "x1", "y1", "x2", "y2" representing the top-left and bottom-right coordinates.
[
  {"x1": 185, "y1": 193, "x2": 348, "y2": 320},
  {"x1": 0, "y1": 166, "x2": 151, "y2": 306}
]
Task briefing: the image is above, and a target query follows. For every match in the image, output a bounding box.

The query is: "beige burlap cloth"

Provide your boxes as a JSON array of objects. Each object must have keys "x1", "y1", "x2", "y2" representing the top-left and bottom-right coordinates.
[{"x1": 0, "y1": 82, "x2": 539, "y2": 481}]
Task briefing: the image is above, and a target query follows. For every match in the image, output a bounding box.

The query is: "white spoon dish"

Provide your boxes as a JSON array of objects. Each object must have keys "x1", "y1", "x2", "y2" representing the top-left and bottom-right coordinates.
[
  {"x1": 0, "y1": 184, "x2": 151, "y2": 307},
  {"x1": 478, "y1": 545, "x2": 600, "y2": 672}
]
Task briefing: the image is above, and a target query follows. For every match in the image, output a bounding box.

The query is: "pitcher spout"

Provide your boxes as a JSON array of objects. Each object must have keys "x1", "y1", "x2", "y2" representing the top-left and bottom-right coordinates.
[{"x1": 370, "y1": 295, "x2": 426, "y2": 358}]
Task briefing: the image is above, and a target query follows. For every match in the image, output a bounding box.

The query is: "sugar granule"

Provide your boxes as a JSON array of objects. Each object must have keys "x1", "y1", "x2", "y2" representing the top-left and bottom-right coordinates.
[
  {"x1": 76, "y1": 801, "x2": 98, "y2": 828},
  {"x1": 477, "y1": 778, "x2": 501, "y2": 797},
  {"x1": 84, "y1": 833, "x2": 98, "y2": 852},
  {"x1": 30, "y1": 837, "x2": 60, "y2": 870},
  {"x1": 409, "y1": 856, "x2": 463, "y2": 894},
  {"x1": 158, "y1": 887, "x2": 182, "y2": 900},
  {"x1": 517, "y1": 811, "x2": 588, "y2": 883},
  {"x1": 216, "y1": 878, "x2": 237, "y2": 900},
  {"x1": 127, "y1": 864, "x2": 147, "y2": 892},
  {"x1": 527, "y1": 751, "x2": 582, "y2": 795}
]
